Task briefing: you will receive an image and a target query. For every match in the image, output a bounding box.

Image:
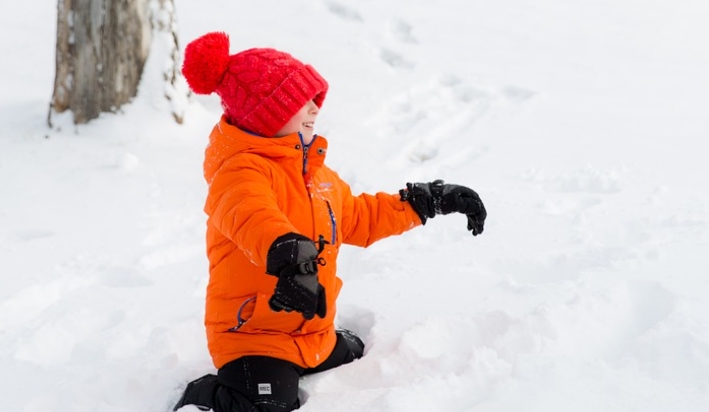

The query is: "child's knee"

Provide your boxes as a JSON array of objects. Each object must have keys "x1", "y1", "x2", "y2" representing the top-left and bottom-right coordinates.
[
  {"x1": 215, "y1": 385, "x2": 300, "y2": 412},
  {"x1": 214, "y1": 385, "x2": 254, "y2": 411},
  {"x1": 217, "y1": 357, "x2": 302, "y2": 412}
]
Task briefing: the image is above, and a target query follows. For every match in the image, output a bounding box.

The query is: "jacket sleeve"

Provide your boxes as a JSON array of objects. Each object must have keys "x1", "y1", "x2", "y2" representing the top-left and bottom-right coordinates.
[
  {"x1": 205, "y1": 154, "x2": 296, "y2": 266},
  {"x1": 339, "y1": 179, "x2": 422, "y2": 248}
]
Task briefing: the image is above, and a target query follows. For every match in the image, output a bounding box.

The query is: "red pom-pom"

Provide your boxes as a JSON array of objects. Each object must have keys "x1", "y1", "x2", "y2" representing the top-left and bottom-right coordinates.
[{"x1": 182, "y1": 32, "x2": 231, "y2": 95}]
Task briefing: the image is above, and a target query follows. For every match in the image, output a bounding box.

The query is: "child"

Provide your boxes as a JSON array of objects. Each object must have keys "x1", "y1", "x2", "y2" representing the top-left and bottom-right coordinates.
[{"x1": 174, "y1": 32, "x2": 487, "y2": 412}]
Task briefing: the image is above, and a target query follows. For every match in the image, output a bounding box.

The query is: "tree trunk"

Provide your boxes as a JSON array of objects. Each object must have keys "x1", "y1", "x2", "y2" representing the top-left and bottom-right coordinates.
[
  {"x1": 50, "y1": 0, "x2": 152, "y2": 125},
  {"x1": 151, "y1": 0, "x2": 187, "y2": 124}
]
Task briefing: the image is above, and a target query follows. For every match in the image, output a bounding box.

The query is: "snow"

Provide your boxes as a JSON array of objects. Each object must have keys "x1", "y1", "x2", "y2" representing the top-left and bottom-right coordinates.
[{"x1": 1, "y1": 0, "x2": 708, "y2": 411}]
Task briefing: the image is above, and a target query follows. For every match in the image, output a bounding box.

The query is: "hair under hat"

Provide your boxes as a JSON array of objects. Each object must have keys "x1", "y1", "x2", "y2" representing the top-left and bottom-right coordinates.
[{"x1": 182, "y1": 32, "x2": 328, "y2": 137}]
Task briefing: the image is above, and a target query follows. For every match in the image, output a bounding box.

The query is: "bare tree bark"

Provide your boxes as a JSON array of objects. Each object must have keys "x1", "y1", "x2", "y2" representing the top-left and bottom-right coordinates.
[
  {"x1": 50, "y1": 0, "x2": 151, "y2": 125},
  {"x1": 49, "y1": 0, "x2": 185, "y2": 126},
  {"x1": 151, "y1": 0, "x2": 187, "y2": 124}
]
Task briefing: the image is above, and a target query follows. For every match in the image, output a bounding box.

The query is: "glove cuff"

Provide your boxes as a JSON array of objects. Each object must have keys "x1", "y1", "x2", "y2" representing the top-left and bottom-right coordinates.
[
  {"x1": 266, "y1": 232, "x2": 319, "y2": 276},
  {"x1": 399, "y1": 187, "x2": 428, "y2": 225},
  {"x1": 400, "y1": 180, "x2": 446, "y2": 224}
]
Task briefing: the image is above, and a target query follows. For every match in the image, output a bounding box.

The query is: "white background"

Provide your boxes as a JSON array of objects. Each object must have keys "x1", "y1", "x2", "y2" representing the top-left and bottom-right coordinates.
[{"x1": 1, "y1": 0, "x2": 708, "y2": 411}]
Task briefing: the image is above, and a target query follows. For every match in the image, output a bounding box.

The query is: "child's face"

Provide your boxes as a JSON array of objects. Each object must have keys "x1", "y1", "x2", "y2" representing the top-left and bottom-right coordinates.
[{"x1": 275, "y1": 100, "x2": 319, "y2": 144}]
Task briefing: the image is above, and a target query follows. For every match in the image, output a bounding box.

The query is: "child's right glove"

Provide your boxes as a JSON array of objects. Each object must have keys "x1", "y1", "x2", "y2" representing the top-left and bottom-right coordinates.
[
  {"x1": 400, "y1": 179, "x2": 487, "y2": 236},
  {"x1": 266, "y1": 233, "x2": 327, "y2": 320}
]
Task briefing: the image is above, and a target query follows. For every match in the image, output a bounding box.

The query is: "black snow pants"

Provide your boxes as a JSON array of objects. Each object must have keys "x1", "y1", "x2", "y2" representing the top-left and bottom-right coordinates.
[{"x1": 174, "y1": 329, "x2": 364, "y2": 412}]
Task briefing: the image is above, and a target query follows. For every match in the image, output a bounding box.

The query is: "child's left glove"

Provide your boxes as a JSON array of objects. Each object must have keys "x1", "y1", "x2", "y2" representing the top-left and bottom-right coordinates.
[
  {"x1": 266, "y1": 233, "x2": 327, "y2": 320},
  {"x1": 400, "y1": 179, "x2": 487, "y2": 236}
]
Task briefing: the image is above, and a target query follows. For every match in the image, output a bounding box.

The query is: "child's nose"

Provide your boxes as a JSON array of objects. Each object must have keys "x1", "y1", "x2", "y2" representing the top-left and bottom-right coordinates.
[{"x1": 307, "y1": 100, "x2": 319, "y2": 114}]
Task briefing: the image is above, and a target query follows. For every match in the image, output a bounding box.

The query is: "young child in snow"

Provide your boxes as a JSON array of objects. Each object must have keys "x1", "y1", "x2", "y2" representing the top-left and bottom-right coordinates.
[{"x1": 174, "y1": 32, "x2": 487, "y2": 412}]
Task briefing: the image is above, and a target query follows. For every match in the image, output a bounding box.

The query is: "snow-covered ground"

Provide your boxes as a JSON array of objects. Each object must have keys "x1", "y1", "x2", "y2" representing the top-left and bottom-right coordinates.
[{"x1": 2, "y1": 1, "x2": 709, "y2": 411}]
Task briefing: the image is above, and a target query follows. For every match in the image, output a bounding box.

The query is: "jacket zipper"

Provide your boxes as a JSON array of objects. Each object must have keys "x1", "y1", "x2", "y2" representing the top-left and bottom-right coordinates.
[
  {"x1": 300, "y1": 132, "x2": 315, "y2": 175},
  {"x1": 299, "y1": 133, "x2": 334, "y2": 246},
  {"x1": 300, "y1": 132, "x2": 318, "y2": 240},
  {"x1": 325, "y1": 200, "x2": 337, "y2": 245}
]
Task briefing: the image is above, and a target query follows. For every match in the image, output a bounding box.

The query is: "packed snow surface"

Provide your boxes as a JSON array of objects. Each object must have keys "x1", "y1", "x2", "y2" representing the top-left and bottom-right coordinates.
[{"x1": 1, "y1": 0, "x2": 708, "y2": 411}]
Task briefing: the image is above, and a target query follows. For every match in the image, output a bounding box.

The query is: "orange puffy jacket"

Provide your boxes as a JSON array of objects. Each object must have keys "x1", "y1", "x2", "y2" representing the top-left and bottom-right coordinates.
[{"x1": 203, "y1": 116, "x2": 421, "y2": 369}]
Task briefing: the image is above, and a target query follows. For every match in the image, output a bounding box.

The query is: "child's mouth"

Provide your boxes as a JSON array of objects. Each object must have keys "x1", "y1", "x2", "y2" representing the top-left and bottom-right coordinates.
[{"x1": 303, "y1": 122, "x2": 314, "y2": 129}]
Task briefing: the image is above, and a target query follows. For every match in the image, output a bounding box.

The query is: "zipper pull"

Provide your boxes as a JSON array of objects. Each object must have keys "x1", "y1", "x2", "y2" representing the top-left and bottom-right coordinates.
[{"x1": 316, "y1": 234, "x2": 330, "y2": 253}]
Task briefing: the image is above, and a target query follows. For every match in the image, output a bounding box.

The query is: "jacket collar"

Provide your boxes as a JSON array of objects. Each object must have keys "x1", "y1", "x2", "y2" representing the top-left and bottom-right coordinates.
[{"x1": 205, "y1": 116, "x2": 328, "y2": 183}]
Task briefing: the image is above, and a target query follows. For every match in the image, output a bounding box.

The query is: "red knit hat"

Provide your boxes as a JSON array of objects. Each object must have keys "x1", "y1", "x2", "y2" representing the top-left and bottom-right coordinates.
[{"x1": 182, "y1": 32, "x2": 328, "y2": 137}]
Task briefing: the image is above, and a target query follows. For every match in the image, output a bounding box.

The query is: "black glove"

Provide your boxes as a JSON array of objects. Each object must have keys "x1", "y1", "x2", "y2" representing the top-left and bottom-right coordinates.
[
  {"x1": 266, "y1": 233, "x2": 327, "y2": 320},
  {"x1": 400, "y1": 179, "x2": 487, "y2": 236}
]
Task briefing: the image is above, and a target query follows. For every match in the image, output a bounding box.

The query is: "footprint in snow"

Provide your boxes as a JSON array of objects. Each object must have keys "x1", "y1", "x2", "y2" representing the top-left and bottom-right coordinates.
[
  {"x1": 371, "y1": 74, "x2": 494, "y2": 164},
  {"x1": 378, "y1": 47, "x2": 415, "y2": 69},
  {"x1": 501, "y1": 85, "x2": 536, "y2": 102},
  {"x1": 387, "y1": 19, "x2": 418, "y2": 44},
  {"x1": 12, "y1": 229, "x2": 55, "y2": 242},
  {"x1": 324, "y1": 1, "x2": 363, "y2": 22}
]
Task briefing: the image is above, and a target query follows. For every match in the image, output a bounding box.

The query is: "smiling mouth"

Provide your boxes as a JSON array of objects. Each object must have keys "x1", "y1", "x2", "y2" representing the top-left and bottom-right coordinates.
[{"x1": 303, "y1": 122, "x2": 314, "y2": 129}]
